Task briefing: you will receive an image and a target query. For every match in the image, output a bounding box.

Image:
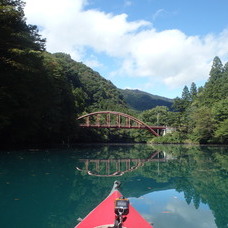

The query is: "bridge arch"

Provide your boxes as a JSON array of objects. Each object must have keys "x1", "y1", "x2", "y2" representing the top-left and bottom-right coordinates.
[{"x1": 77, "y1": 111, "x2": 160, "y2": 136}]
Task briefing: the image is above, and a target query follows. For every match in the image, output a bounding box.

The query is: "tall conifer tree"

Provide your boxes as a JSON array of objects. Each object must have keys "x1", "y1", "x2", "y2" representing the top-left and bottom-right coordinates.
[
  {"x1": 190, "y1": 82, "x2": 197, "y2": 101},
  {"x1": 209, "y1": 56, "x2": 223, "y2": 80}
]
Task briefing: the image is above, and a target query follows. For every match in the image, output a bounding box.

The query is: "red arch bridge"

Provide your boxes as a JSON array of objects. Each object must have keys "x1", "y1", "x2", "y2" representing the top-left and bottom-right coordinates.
[{"x1": 77, "y1": 111, "x2": 170, "y2": 136}]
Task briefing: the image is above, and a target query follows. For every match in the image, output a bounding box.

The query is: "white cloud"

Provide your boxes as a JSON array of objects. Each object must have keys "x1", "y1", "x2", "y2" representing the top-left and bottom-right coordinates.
[
  {"x1": 24, "y1": 0, "x2": 228, "y2": 90},
  {"x1": 83, "y1": 55, "x2": 103, "y2": 69},
  {"x1": 163, "y1": 198, "x2": 216, "y2": 228},
  {"x1": 130, "y1": 190, "x2": 217, "y2": 228}
]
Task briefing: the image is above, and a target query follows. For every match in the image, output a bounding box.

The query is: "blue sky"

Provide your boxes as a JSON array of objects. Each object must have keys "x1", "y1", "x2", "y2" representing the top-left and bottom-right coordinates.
[{"x1": 24, "y1": 0, "x2": 228, "y2": 98}]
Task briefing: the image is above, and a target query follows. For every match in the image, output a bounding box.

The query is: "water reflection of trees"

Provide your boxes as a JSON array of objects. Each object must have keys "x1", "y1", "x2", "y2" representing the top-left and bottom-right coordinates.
[
  {"x1": 72, "y1": 145, "x2": 228, "y2": 228},
  {"x1": 148, "y1": 145, "x2": 228, "y2": 228}
]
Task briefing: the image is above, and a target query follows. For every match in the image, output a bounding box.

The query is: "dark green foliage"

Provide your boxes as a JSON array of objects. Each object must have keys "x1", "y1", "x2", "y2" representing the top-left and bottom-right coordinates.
[
  {"x1": 182, "y1": 86, "x2": 191, "y2": 101},
  {"x1": 0, "y1": 0, "x2": 129, "y2": 147},
  {"x1": 211, "y1": 99, "x2": 228, "y2": 123},
  {"x1": 120, "y1": 89, "x2": 173, "y2": 111},
  {"x1": 201, "y1": 56, "x2": 227, "y2": 106},
  {"x1": 190, "y1": 82, "x2": 197, "y2": 101},
  {"x1": 209, "y1": 56, "x2": 223, "y2": 80},
  {"x1": 173, "y1": 85, "x2": 192, "y2": 113},
  {"x1": 139, "y1": 106, "x2": 171, "y2": 126},
  {"x1": 151, "y1": 131, "x2": 184, "y2": 144},
  {"x1": 78, "y1": 68, "x2": 127, "y2": 112},
  {"x1": 0, "y1": 0, "x2": 45, "y2": 67},
  {"x1": 51, "y1": 53, "x2": 127, "y2": 113},
  {"x1": 0, "y1": 0, "x2": 51, "y2": 145},
  {"x1": 191, "y1": 106, "x2": 215, "y2": 143},
  {"x1": 190, "y1": 57, "x2": 228, "y2": 143},
  {"x1": 173, "y1": 97, "x2": 186, "y2": 112},
  {"x1": 214, "y1": 119, "x2": 228, "y2": 144}
]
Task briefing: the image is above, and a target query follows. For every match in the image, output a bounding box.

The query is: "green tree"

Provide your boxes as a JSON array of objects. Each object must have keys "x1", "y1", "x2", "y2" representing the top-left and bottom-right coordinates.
[
  {"x1": 0, "y1": 0, "x2": 48, "y2": 145},
  {"x1": 190, "y1": 82, "x2": 197, "y2": 101},
  {"x1": 0, "y1": 1, "x2": 79, "y2": 146},
  {"x1": 202, "y1": 56, "x2": 225, "y2": 105},
  {"x1": 0, "y1": 0, "x2": 45, "y2": 68},
  {"x1": 182, "y1": 85, "x2": 191, "y2": 102},
  {"x1": 73, "y1": 87, "x2": 88, "y2": 114},
  {"x1": 191, "y1": 106, "x2": 215, "y2": 143},
  {"x1": 173, "y1": 97, "x2": 185, "y2": 112},
  {"x1": 209, "y1": 56, "x2": 223, "y2": 80},
  {"x1": 173, "y1": 85, "x2": 191, "y2": 113},
  {"x1": 41, "y1": 52, "x2": 78, "y2": 143},
  {"x1": 140, "y1": 106, "x2": 170, "y2": 126},
  {"x1": 214, "y1": 119, "x2": 228, "y2": 144},
  {"x1": 211, "y1": 99, "x2": 228, "y2": 144},
  {"x1": 211, "y1": 99, "x2": 228, "y2": 123},
  {"x1": 172, "y1": 85, "x2": 192, "y2": 133}
]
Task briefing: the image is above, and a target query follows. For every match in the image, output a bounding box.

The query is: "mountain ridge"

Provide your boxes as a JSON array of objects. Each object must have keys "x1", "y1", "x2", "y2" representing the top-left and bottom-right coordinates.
[{"x1": 119, "y1": 88, "x2": 173, "y2": 111}]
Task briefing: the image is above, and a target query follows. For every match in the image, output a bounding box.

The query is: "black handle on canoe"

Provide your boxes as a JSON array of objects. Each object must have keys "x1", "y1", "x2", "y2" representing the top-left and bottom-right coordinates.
[{"x1": 114, "y1": 181, "x2": 121, "y2": 190}]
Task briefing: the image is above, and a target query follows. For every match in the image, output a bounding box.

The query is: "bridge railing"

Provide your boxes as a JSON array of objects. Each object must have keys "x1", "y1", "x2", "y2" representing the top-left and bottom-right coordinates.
[{"x1": 77, "y1": 111, "x2": 171, "y2": 136}]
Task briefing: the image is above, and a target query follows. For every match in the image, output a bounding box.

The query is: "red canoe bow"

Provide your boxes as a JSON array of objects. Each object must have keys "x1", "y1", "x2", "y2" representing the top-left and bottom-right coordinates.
[{"x1": 75, "y1": 181, "x2": 153, "y2": 228}]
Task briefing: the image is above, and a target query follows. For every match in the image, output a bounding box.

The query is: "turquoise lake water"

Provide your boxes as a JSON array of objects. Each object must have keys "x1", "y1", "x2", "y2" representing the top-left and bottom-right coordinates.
[{"x1": 0, "y1": 144, "x2": 227, "y2": 228}]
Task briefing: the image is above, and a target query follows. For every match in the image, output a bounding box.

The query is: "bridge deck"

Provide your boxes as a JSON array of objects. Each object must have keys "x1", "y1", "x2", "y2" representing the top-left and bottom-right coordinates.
[{"x1": 79, "y1": 124, "x2": 166, "y2": 130}]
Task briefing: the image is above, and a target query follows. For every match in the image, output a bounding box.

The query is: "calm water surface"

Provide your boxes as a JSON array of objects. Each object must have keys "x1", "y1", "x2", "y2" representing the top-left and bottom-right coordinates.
[{"x1": 0, "y1": 144, "x2": 227, "y2": 228}]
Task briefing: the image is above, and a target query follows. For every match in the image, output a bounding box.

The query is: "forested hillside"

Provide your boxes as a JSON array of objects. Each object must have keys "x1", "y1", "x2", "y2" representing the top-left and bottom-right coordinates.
[
  {"x1": 0, "y1": 0, "x2": 227, "y2": 147},
  {"x1": 0, "y1": 0, "x2": 129, "y2": 147},
  {"x1": 120, "y1": 89, "x2": 173, "y2": 111},
  {"x1": 45, "y1": 52, "x2": 128, "y2": 113}
]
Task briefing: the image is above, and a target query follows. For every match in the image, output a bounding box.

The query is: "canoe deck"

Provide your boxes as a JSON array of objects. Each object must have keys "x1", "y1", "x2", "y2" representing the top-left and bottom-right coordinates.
[{"x1": 75, "y1": 189, "x2": 153, "y2": 228}]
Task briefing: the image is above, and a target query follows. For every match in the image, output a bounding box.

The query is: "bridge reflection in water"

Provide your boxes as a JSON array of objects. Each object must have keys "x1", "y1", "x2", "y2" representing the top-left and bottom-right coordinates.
[{"x1": 76, "y1": 151, "x2": 172, "y2": 177}]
